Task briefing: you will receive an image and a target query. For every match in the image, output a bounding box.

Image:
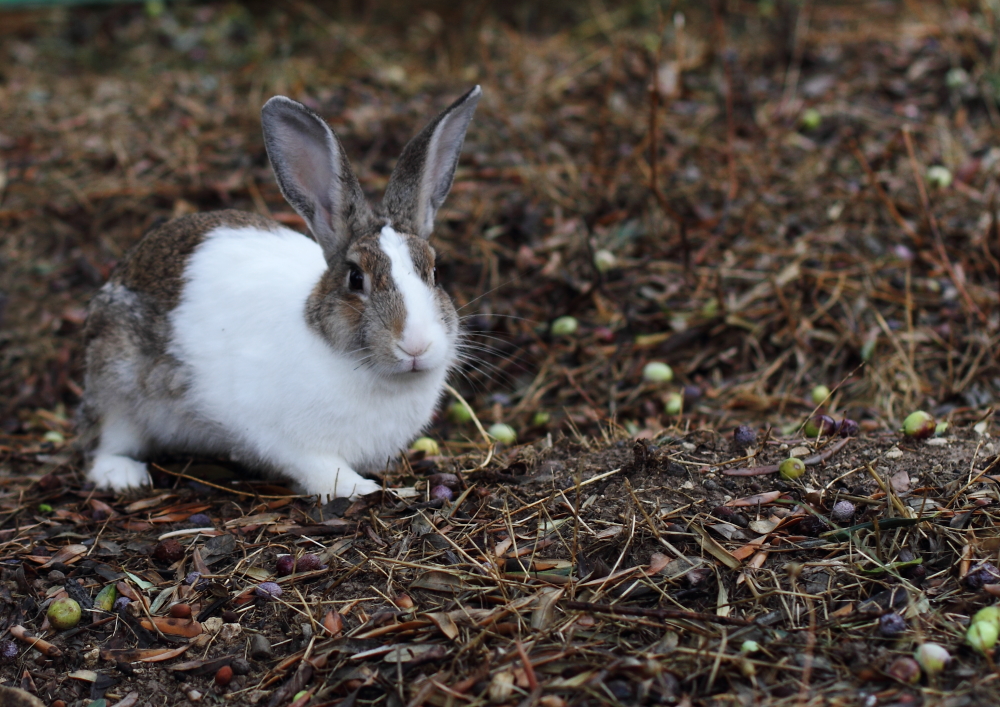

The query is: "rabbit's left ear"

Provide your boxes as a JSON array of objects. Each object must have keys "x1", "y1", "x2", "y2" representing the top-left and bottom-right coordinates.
[{"x1": 383, "y1": 86, "x2": 482, "y2": 239}]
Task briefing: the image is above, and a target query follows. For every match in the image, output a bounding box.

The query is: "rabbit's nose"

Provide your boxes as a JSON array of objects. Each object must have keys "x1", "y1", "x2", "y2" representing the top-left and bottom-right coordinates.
[{"x1": 398, "y1": 340, "x2": 431, "y2": 358}]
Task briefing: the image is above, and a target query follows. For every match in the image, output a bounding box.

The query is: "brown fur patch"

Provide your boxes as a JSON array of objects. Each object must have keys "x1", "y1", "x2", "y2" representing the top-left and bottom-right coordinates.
[
  {"x1": 406, "y1": 238, "x2": 435, "y2": 283},
  {"x1": 114, "y1": 210, "x2": 277, "y2": 311}
]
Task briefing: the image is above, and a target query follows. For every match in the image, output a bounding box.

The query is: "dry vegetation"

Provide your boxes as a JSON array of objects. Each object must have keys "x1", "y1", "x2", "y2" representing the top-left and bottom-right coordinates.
[{"x1": 1, "y1": 1, "x2": 999, "y2": 706}]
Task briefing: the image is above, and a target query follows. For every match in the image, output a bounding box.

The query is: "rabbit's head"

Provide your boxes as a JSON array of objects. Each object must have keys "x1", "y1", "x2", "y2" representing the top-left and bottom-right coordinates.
[{"x1": 261, "y1": 87, "x2": 481, "y2": 377}]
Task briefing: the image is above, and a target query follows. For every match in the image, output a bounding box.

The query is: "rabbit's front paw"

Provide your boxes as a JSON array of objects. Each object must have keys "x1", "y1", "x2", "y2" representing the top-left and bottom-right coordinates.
[
  {"x1": 334, "y1": 476, "x2": 382, "y2": 499},
  {"x1": 89, "y1": 454, "x2": 151, "y2": 490}
]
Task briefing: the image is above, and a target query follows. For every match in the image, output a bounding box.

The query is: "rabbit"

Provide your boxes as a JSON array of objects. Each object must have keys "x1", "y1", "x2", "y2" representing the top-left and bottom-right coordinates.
[{"x1": 78, "y1": 86, "x2": 482, "y2": 499}]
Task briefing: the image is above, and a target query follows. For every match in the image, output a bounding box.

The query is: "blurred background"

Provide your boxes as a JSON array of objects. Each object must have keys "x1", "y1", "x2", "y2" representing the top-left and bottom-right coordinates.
[{"x1": 1, "y1": 0, "x2": 998, "y2": 454}]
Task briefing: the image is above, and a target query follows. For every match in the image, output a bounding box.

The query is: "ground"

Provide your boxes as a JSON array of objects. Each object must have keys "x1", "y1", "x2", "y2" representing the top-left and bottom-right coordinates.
[{"x1": 1, "y1": 2, "x2": 999, "y2": 706}]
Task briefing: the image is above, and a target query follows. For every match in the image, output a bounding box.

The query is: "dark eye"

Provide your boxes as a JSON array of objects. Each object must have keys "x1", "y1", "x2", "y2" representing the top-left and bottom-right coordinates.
[
  {"x1": 432, "y1": 267, "x2": 437, "y2": 285},
  {"x1": 348, "y1": 265, "x2": 365, "y2": 293}
]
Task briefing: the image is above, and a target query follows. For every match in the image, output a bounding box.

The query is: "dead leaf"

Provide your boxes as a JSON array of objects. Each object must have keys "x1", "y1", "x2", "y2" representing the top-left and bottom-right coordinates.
[
  {"x1": 101, "y1": 644, "x2": 192, "y2": 662},
  {"x1": 382, "y1": 644, "x2": 448, "y2": 663},
  {"x1": 726, "y1": 491, "x2": 783, "y2": 507},
  {"x1": 530, "y1": 587, "x2": 563, "y2": 630},
  {"x1": 889, "y1": 469, "x2": 911, "y2": 493},
  {"x1": 42, "y1": 544, "x2": 87, "y2": 568},
  {"x1": 139, "y1": 617, "x2": 202, "y2": 637},
  {"x1": 425, "y1": 612, "x2": 459, "y2": 640}
]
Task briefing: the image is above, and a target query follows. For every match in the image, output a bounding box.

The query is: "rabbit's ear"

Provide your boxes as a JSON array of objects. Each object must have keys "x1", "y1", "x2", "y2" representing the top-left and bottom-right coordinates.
[
  {"x1": 383, "y1": 86, "x2": 481, "y2": 239},
  {"x1": 262, "y1": 96, "x2": 371, "y2": 261}
]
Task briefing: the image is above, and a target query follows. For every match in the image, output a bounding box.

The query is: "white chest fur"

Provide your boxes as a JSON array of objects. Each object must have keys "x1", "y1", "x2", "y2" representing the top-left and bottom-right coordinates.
[{"x1": 169, "y1": 225, "x2": 448, "y2": 473}]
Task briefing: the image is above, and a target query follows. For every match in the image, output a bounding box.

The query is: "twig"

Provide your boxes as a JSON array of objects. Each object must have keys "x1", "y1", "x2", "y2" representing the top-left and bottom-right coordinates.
[
  {"x1": 850, "y1": 142, "x2": 921, "y2": 243},
  {"x1": 563, "y1": 601, "x2": 751, "y2": 626},
  {"x1": 724, "y1": 437, "x2": 850, "y2": 476},
  {"x1": 9, "y1": 625, "x2": 62, "y2": 657},
  {"x1": 445, "y1": 383, "x2": 495, "y2": 473},
  {"x1": 151, "y1": 464, "x2": 307, "y2": 499}
]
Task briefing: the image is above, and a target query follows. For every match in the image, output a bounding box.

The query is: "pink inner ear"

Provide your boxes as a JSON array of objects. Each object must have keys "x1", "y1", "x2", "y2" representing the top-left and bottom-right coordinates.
[{"x1": 280, "y1": 138, "x2": 335, "y2": 219}]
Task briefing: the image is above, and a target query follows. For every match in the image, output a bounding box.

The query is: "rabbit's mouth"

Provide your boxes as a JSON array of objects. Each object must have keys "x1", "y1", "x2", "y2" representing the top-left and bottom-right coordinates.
[{"x1": 394, "y1": 352, "x2": 431, "y2": 374}]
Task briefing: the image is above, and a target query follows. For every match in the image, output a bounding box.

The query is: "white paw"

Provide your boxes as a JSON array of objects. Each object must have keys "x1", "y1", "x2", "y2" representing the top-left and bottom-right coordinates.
[
  {"x1": 337, "y1": 476, "x2": 382, "y2": 499},
  {"x1": 327, "y1": 476, "x2": 381, "y2": 500},
  {"x1": 89, "y1": 455, "x2": 151, "y2": 491}
]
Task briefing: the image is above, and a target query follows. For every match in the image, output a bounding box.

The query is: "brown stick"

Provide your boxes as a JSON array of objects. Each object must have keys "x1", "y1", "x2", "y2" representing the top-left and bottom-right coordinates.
[
  {"x1": 9, "y1": 624, "x2": 62, "y2": 657},
  {"x1": 851, "y1": 142, "x2": 921, "y2": 243},
  {"x1": 564, "y1": 601, "x2": 751, "y2": 626},
  {"x1": 723, "y1": 437, "x2": 851, "y2": 476}
]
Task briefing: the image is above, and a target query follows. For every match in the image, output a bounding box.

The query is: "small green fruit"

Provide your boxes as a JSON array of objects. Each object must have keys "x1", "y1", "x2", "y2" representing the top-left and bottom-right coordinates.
[
  {"x1": 410, "y1": 437, "x2": 440, "y2": 456},
  {"x1": 43, "y1": 430, "x2": 65, "y2": 445},
  {"x1": 37, "y1": 504, "x2": 53, "y2": 514},
  {"x1": 488, "y1": 423, "x2": 517, "y2": 445},
  {"x1": 47, "y1": 597, "x2": 82, "y2": 630},
  {"x1": 902, "y1": 411, "x2": 936, "y2": 439},
  {"x1": 643, "y1": 362, "x2": 674, "y2": 383},
  {"x1": 664, "y1": 392, "x2": 683, "y2": 415},
  {"x1": 934, "y1": 421, "x2": 949, "y2": 437},
  {"x1": 551, "y1": 316, "x2": 578, "y2": 337},
  {"x1": 966, "y1": 620, "x2": 999, "y2": 655},
  {"x1": 448, "y1": 401, "x2": 473, "y2": 424},
  {"x1": 94, "y1": 584, "x2": 118, "y2": 612},
  {"x1": 800, "y1": 108, "x2": 822, "y2": 130},
  {"x1": 926, "y1": 165, "x2": 952, "y2": 189},
  {"x1": 914, "y1": 642, "x2": 951, "y2": 676},
  {"x1": 593, "y1": 249, "x2": 617, "y2": 272},
  {"x1": 810, "y1": 385, "x2": 830, "y2": 405},
  {"x1": 779, "y1": 457, "x2": 806, "y2": 480},
  {"x1": 946, "y1": 67, "x2": 969, "y2": 88},
  {"x1": 740, "y1": 640, "x2": 760, "y2": 655},
  {"x1": 973, "y1": 605, "x2": 1000, "y2": 630},
  {"x1": 531, "y1": 411, "x2": 551, "y2": 426}
]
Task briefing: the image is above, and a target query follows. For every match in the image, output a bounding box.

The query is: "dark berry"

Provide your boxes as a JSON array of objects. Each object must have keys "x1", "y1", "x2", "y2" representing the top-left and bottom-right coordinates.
[
  {"x1": 733, "y1": 425, "x2": 757, "y2": 449},
  {"x1": 275, "y1": 556, "x2": 295, "y2": 576},
  {"x1": 838, "y1": 419, "x2": 859, "y2": 437},
  {"x1": 152, "y1": 539, "x2": 185, "y2": 563},
  {"x1": 879, "y1": 612, "x2": 907, "y2": 637}
]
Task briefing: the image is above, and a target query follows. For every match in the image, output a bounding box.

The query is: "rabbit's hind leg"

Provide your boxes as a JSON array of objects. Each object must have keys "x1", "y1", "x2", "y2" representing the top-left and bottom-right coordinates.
[{"x1": 88, "y1": 412, "x2": 151, "y2": 490}]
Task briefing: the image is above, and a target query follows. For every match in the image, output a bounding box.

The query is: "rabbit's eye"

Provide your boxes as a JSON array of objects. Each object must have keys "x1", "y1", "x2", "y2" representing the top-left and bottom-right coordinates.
[{"x1": 348, "y1": 265, "x2": 365, "y2": 293}]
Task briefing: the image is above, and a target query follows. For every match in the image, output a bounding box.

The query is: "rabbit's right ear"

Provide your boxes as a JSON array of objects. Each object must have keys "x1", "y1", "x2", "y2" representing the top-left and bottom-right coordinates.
[{"x1": 261, "y1": 97, "x2": 371, "y2": 261}]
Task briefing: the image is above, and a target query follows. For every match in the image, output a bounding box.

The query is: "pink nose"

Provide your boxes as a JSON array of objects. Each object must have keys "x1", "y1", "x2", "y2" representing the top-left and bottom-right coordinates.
[{"x1": 398, "y1": 340, "x2": 430, "y2": 358}]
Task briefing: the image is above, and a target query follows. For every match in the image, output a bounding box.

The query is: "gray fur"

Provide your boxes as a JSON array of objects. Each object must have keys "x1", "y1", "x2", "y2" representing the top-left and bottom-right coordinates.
[
  {"x1": 261, "y1": 96, "x2": 377, "y2": 263},
  {"x1": 383, "y1": 86, "x2": 481, "y2": 238},
  {"x1": 79, "y1": 212, "x2": 270, "y2": 455}
]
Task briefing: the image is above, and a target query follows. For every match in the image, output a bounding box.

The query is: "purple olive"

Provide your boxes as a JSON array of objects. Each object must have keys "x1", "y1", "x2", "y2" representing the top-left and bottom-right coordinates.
[
  {"x1": 1, "y1": 640, "x2": 18, "y2": 663},
  {"x1": 879, "y1": 612, "x2": 907, "y2": 638},
  {"x1": 183, "y1": 571, "x2": 202, "y2": 586},
  {"x1": 431, "y1": 485, "x2": 454, "y2": 502},
  {"x1": 733, "y1": 425, "x2": 757, "y2": 449},
  {"x1": 804, "y1": 414, "x2": 837, "y2": 438},
  {"x1": 295, "y1": 554, "x2": 324, "y2": 572},
  {"x1": 426, "y1": 473, "x2": 461, "y2": 491},
  {"x1": 275, "y1": 555, "x2": 295, "y2": 576},
  {"x1": 964, "y1": 562, "x2": 1000, "y2": 590},
  {"x1": 838, "y1": 419, "x2": 859, "y2": 437},
  {"x1": 113, "y1": 597, "x2": 130, "y2": 612},
  {"x1": 188, "y1": 513, "x2": 212, "y2": 526},
  {"x1": 255, "y1": 582, "x2": 282, "y2": 600}
]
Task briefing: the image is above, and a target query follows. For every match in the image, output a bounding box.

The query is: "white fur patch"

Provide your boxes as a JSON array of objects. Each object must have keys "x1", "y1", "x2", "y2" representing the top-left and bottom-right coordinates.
[
  {"x1": 162, "y1": 224, "x2": 451, "y2": 498},
  {"x1": 379, "y1": 226, "x2": 445, "y2": 371}
]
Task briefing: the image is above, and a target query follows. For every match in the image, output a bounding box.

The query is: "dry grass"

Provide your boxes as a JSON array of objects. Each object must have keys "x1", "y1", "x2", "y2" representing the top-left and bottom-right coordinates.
[{"x1": 0, "y1": 1, "x2": 999, "y2": 705}]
